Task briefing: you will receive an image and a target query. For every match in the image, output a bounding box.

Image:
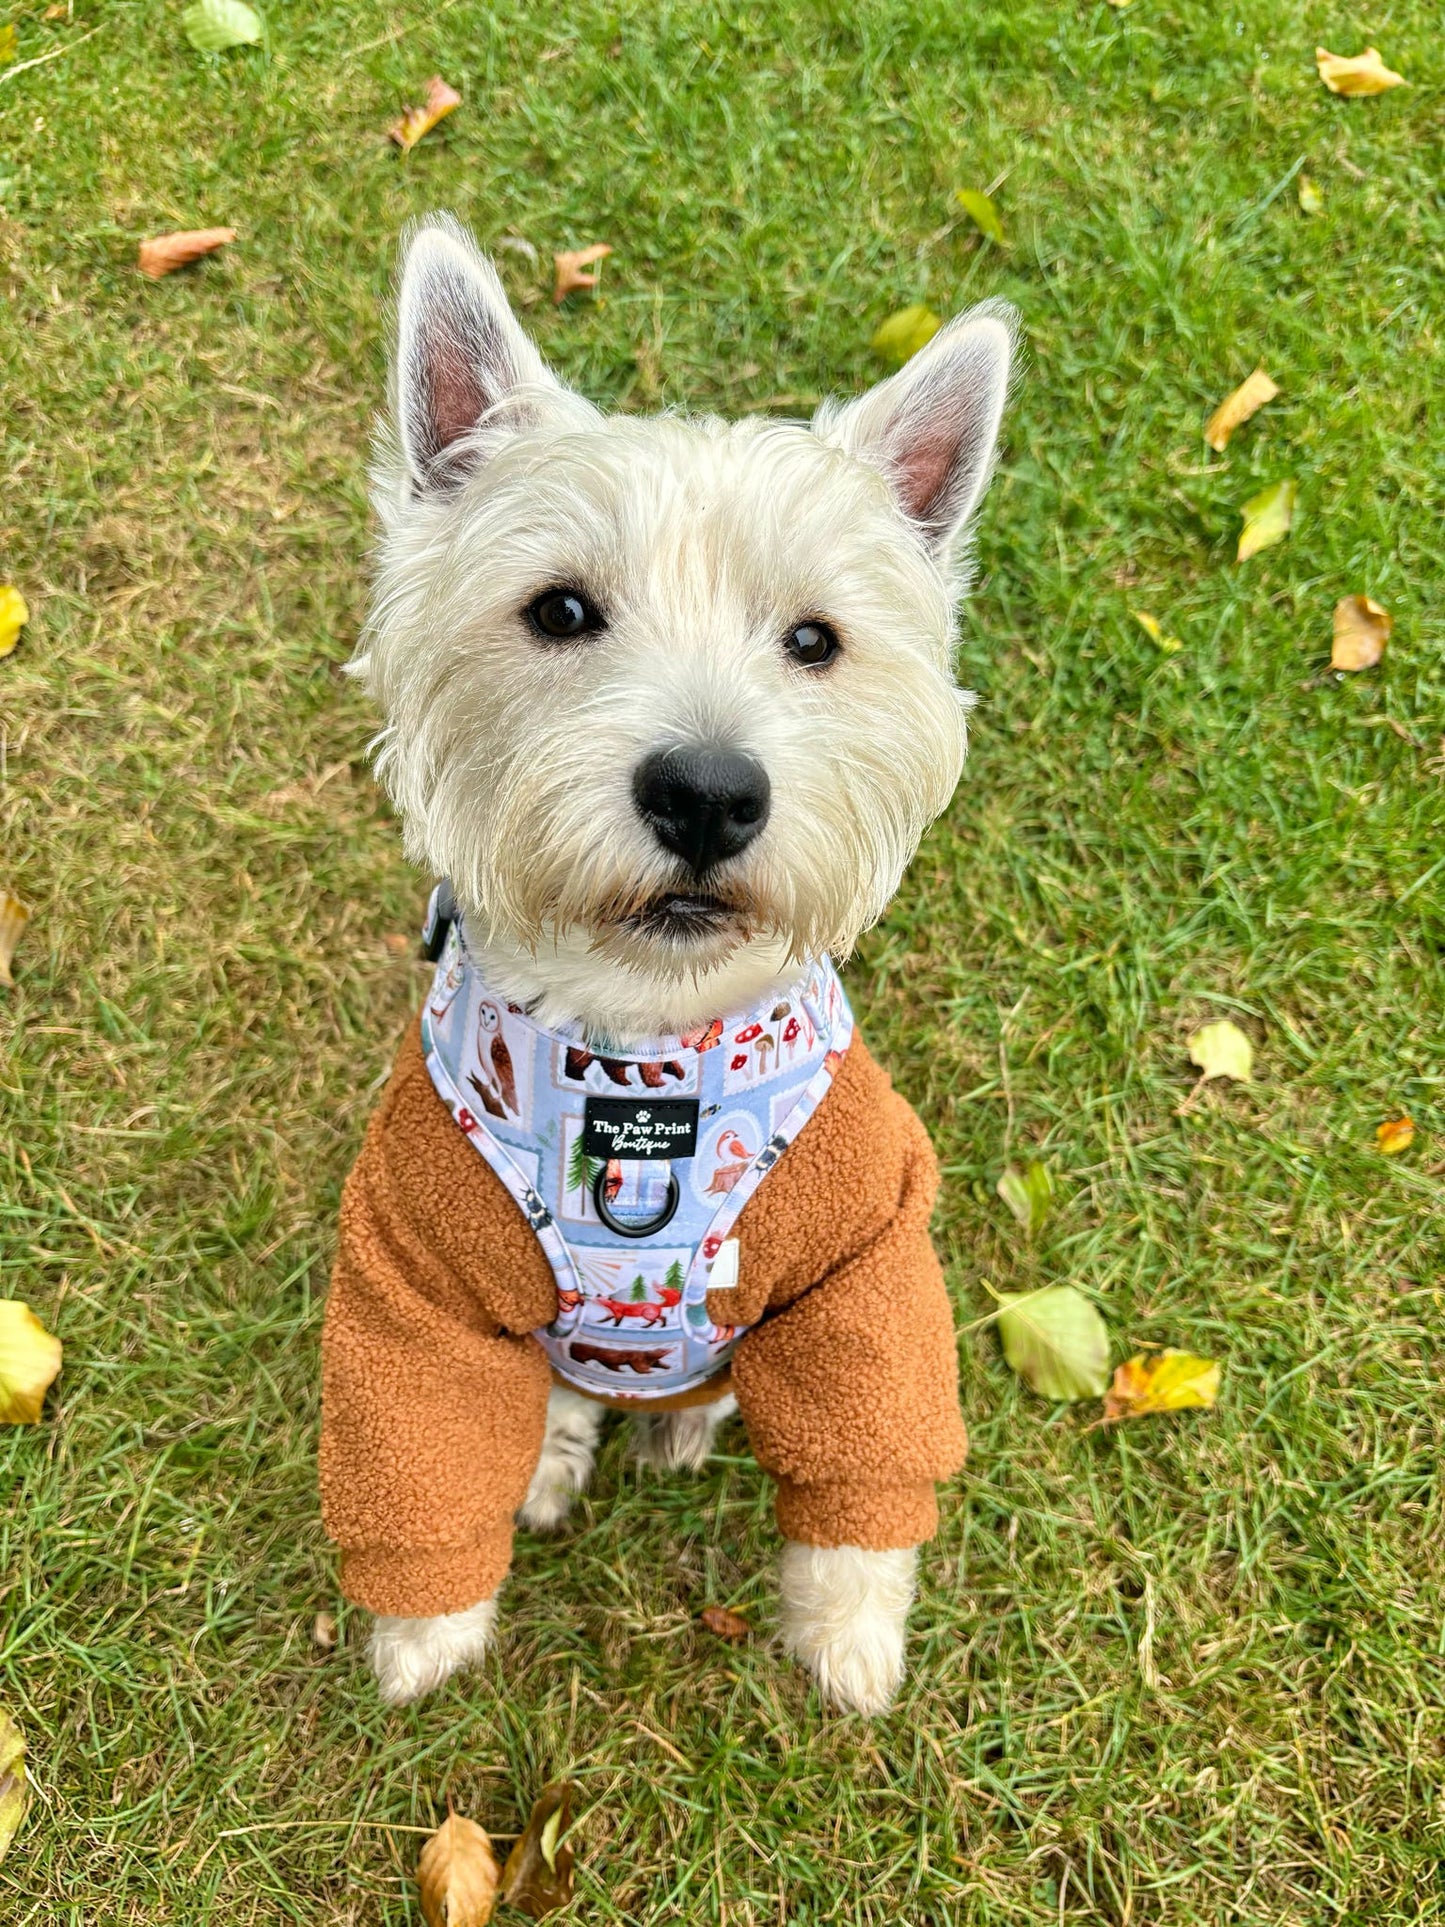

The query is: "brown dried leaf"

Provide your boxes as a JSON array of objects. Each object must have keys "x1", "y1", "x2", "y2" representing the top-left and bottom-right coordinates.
[
  {"x1": 1103, "y1": 1350, "x2": 1219, "y2": 1424},
  {"x1": 553, "y1": 244, "x2": 612, "y2": 305},
  {"x1": 699, "y1": 1604, "x2": 751, "y2": 1642},
  {"x1": 1376, "y1": 1116, "x2": 1415, "y2": 1156},
  {"x1": 1316, "y1": 46, "x2": 1406, "y2": 96},
  {"x1": 1204, "y1": 368, "x2": 1279, "y2": 452},
  {"x1": 0, "y1": 892, "x2": 29, "y2": 988},
  {"x1": 417, "y1": 1814, "x2": 502, "y2": 1927},
  {"x1": 389, "y1": 75, "x2": 462, "y2": 151},
  {"x1": 1331, "y1": 595, "x2": 1392, "y2": 671},
  {"x1": 137, "y1": 228, "x2": 236, "y2": 279},
  {"x1": 311, "y1": 1611, "x2": 338, "y2": 1650},
  {"x1": 501, "y1": 1781, "x2": 576, "y2": 1918}
]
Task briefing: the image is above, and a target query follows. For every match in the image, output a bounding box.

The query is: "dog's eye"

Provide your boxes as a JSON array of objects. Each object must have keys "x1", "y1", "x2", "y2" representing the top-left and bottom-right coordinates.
[
  {"x1": 525, "y1": 588, "x2": 605, "y2": 641},
  {"x1": 783, "y1": 620, "x2": 841, "y2": 669}
]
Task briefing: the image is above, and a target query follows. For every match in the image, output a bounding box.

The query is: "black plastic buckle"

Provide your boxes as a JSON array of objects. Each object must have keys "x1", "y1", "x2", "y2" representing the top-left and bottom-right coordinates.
[{"x1": 420, "y1": 879, "x2": 456, "y2": 962}]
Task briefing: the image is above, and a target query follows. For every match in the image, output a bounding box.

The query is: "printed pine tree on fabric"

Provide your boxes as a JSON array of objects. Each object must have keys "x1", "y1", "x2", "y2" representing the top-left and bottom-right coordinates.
[
  {"x1": 566, "y1": 1137, "x2": 601, "y2": 1196},
  {"x1": 629, "y1": 1275, "x2": 648, "y2": 1301},
  {"x1": 664, "y1": 1260, "x2": 686, "y2": 1296}
]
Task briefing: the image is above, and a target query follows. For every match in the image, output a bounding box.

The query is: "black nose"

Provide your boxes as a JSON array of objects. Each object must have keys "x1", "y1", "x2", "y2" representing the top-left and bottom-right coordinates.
[{"x1": 632, "y1": 745, "x2": 771, "y2": 876}]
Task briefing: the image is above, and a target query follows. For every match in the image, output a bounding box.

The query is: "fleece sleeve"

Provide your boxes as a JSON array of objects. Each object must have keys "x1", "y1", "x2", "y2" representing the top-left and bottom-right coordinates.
[
  {"x1": 726, "y1": 1050, "x2": 967, "y2": 1552},
  {"x1": 319, "y1": 1022, "x2": 558, "y2": 1619}
]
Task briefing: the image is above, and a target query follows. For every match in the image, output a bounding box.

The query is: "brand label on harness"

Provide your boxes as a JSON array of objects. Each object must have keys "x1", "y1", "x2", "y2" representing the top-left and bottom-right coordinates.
[{"x1": 583, "y1": 1097, "x2": 700, "y2": 1161}]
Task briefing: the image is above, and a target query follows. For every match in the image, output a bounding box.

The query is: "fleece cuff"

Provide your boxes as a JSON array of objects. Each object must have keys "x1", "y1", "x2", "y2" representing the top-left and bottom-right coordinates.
[
  {"x1": 340, "y1": 1528, "x2": 514, "y2": 1619},
  {"x1": 774, "y1": 1477, "x2": 938, "y2": 1551}
]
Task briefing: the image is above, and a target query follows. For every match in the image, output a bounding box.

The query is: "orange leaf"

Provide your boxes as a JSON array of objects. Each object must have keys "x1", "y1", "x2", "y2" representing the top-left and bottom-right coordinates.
[
  {"x1": 1316, "y1": 47, "x2": 1406, "y2": 97},
  {"x1": 1330, "y1": 595, "x2": 1392, "y2": 671},
  {"x1": 1204, "y1": 369, "x2": 1279, "y2": 452},
  {"x1": 1376, "y1": 1116, "x2": 1414, "y2": 1156},
  {"x1": 553, "y1": 243, "x2": 612, "y2": 304},
  {"x1": 1103, "y1": 1350, "x2": 1219, "y2": 1424},
  {"x1": 389, "y1": 75, "x2": 462, "y2": 152},
  {"x1": 699, "y1": 1605, "x2": 751, "y2": 1642},
  {"x1": 137, "y1": 228, "x2": 236, "y2": 279}
]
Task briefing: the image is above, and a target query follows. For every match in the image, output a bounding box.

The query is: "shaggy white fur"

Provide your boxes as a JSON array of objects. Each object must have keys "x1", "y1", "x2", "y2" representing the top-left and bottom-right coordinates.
[{"x1": 348, "y1": 214, "x2": 1014, "y2": 1713}]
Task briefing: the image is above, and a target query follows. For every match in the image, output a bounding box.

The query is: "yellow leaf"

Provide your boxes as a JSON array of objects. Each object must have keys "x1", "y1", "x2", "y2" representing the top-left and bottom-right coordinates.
[
  {"x1": 869, "y1": 304, "x2": 941, "y2": 365},
  {"x1": 1330, "y1": 595, "x2": 1392, "y2": 671},
  {"x1": 137, "y1": 228, "x2": 236, "y2": 279},
  {"x1": 955, "y1": 188, "x2": 1003, "y2": 243},
  {"x1": 1298, "y1": 175, "x2": 1324, "y2": 215},
  {"x1": 1204, "y1": 368, "x2": 1279, "y2": 453},
  {"x1": 1132, "y1": 609, "x2": 1182, "y2": 654},
  {"x1": 0, "y1": 1711, "x2": 26, "y2": 1866},
  {"x1": 389, "y1": 74, "x2": 462, "y2": 151},
  {"x1": 417, "y1": 1814, "x2": 502, "y2": 1927},
  {"x1": 1187, "y1": 1019, "x2": 1253, "y2": 1083},
  {"x1": 1376, "y1": 1116, "x2": 1414, "y2": 1156},
  {"x1": 552, "y1": 243, "x2": 612, "y2": 305},
  {"x1": 0, "y1": 1301, "x2": 62, "y2": 1424},
  {"x1": 0, "y1": 586, "x2": 28, "y2": 659},
  {"x1": 0, "y1": 25, "x2": 15, "y2": 64},
  {"x1": 1316, "y1": 47, "x2": 1406, "y2": 97},
  {"x1": 1236, "y1": 478, "x2": 1295, "y2": 561},
  {"x1": 0, "y1": 892, "x2": 29, "y2": 988},
  {"x1": 1104, "y1": 1350, "x2": 1220, "y2": 1423}
]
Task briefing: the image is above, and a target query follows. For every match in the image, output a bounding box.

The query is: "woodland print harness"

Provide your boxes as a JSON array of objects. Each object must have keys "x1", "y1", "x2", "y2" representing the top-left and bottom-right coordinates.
[{"x1": 419, "y1": 895, "x2": 853, "y2": 1400}]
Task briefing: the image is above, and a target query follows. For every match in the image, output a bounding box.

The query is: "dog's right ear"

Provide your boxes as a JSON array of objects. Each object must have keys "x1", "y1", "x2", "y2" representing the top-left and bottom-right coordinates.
[{"x1": 394, "y1": 214, "x2": 572, "y2": 496}]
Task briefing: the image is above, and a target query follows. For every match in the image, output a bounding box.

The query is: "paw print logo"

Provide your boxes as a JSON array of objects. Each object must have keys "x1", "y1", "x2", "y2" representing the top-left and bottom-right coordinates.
[{"x1": 636, "y1": 1109, "x2": 652, "y2": 1123}]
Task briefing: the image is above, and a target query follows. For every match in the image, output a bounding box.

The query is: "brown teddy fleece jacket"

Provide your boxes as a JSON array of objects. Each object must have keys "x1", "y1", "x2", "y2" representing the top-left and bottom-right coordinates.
[{"x1": 320, "y1": 1017, "x2": 967, "y2": 1619}]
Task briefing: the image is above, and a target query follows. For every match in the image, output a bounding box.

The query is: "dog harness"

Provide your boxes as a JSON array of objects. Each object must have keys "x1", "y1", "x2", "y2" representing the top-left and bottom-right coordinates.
[{"x1": 418, "y1": 891, "x2": 853, "y2": 1400}]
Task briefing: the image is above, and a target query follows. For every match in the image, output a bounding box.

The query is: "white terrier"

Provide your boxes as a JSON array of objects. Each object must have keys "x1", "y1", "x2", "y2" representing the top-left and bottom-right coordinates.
[{"x1": 327, "y1": 215, "x2": 1014, "y2": 1717}]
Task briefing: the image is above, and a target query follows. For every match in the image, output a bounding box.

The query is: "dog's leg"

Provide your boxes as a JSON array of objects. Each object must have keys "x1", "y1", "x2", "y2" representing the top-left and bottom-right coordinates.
[
  {"x1": 368, "y1": 1595, "x2": 498, "y2": 1706},
  {"x1": 778, "y1": 1542, "x2": 917, "y2": 1716},
  {"x1": 516, "y1": 1384, "x2": 606, "y2": 1530},
  {"x1": 631, "y1": 1392, "x2": 737, "y2": 1472}
]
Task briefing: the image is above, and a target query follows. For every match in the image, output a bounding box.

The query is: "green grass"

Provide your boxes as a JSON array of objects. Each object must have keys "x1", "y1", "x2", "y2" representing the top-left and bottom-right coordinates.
[{"x1": 2, "y1": 1, "x2": 1443, "y2": 1919}]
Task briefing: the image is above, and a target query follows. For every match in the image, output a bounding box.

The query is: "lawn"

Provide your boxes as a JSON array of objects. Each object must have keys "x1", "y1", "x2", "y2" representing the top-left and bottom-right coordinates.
[{"x1": 2, "y1": 1, "x2": 1443, "y2": 1920}]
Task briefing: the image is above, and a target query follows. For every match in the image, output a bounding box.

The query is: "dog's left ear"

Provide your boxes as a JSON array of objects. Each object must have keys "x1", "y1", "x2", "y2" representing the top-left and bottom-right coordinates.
[
  {"x1": 815, "y1": 300, "x2": 1017, "y2": 570},
  {"x1": 393, "y1": 213, "x2": 583, "y2": 495}
]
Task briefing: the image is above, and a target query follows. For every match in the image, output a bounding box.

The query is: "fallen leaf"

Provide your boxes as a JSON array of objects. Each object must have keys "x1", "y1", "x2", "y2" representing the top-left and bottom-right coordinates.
[
  {"x1": 955, "y1": 188, "x2": 1003, "y2": 243},
  {"x1": 137, "y1": 228, "x2": 236, "y2": 279},
  {"x1": 1316, "y1": 46, "x2": 1406, "y2": 97},
  {"x1": 995, "y1": 1285, "x2": 1109, "y2": 1402},
  {"x1": 312, "y1": 1611, "x2": 338, "y2": 1650},
  {"x1": 0, "y1": 1301, "x2": 62, "y2": 1423},
  {"x1": 552, "y1": 243, "x2": 612, "y2": 304},
  {"x1": 1104, "y1": 1350, "x2": 1219, "y2": 1423},
  {"x1": 0, "y1": 25, "x2": 15, "y2": 63},
  {"x1": 869, "y1": 304, "x2": 941, "y2": 365},
  {"x1": 383, "y1": 932, "x2": 412, "y2": 957},
  {"x1": 1204, "y1": 368, "x2": 1279, "y2": 452},
  {"x1": 501, "y1": 1782, "x2": 576, "y2": 1918},
  {"x1": 996, "y1": 1159, "x2": 1055, "y2": 1239},
  {"x1": 182, "y1": 0, "x2": 263, "y2": 53},
  {"x1": 389, "y1": 75, "x2": 462, "y2": 152},
  {"x1": 1298, "y1": 174, "x2": 1324, "y2": 215},
  {"x1": 0, "y1": 1712, "x2": 25, "y2": 1866},
  {"x1": 0, "y1": 893, "x2": 30, "y2": 988},
  {"x1": 1376, "y1": 1116, "x2": 1414, "y2": 1156},
  {"x1": 0, "y1": 586, "x2": 28, "y2": 659},
  {"x1": 1132, "y1": 609, "x2": 1182, "y2": 654},
  {"x1": 699, "y1": 1605, "x2": 750, "y2": 1642},
  {"x1": 418, "y1": 1814, "x2": 502, "y2": 1927},
  {"x1": 1331, "y1": 595, "x2": 1392, "y2": 671},
  {"x1": 1187, "y1": 1019, "x2": 1253, "y2": 1083},
  {"x1": 1236, "y1": 478, "x2": 1296, "y2": 562}
]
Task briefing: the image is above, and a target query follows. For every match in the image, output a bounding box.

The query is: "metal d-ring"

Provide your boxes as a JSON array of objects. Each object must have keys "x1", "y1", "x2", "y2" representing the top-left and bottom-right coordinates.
[{"x1": 592, "y1": 1167, "x2": 680, "y2": 1239}]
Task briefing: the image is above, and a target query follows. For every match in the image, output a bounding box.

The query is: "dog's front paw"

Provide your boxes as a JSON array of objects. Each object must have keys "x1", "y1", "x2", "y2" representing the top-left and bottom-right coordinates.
[
  {"x1": 778, "y1": 1543, "x2": 917, "y2": 1716},
  {"x1": 368, "y1": 1596, "x2": 498, "y2": 1706}
]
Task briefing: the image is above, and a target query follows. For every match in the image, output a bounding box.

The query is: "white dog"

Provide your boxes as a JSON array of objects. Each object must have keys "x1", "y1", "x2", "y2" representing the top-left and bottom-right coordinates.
[{"x1": 331, "y1": 215, "x2": 1014, "y2": 1716}]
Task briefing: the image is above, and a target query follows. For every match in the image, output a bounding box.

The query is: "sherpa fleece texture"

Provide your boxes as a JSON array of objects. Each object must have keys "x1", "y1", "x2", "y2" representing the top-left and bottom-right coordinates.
[{"x1": 321, "y1": 1017, "x2": 967, "y2": 1618}]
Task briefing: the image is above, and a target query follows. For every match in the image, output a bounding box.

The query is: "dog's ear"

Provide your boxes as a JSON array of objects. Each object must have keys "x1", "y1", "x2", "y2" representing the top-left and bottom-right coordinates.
[
  {"x1": 815, "y1": 300, "x2": 1017, "y2": 569},
  {"x1": 394, "y1": 214, "x2": 573, "y2": 495}
]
